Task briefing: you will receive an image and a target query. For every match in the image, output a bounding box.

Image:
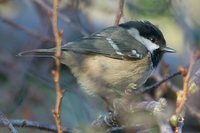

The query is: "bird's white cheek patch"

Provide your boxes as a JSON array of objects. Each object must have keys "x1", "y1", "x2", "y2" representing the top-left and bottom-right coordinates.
[{"x1": 127, "y1": 28, "x2": 159, "y2": 53}]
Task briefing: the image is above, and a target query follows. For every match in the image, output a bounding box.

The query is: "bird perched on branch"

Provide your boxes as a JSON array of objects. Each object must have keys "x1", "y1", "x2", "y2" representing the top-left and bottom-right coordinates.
[{"x1": 18, "y1": 21, "x2": 175, "y2": 104}]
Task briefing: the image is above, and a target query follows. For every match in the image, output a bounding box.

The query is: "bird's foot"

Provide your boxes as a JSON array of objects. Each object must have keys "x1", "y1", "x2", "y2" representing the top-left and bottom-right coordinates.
[{"x1": 91, "y1": 112, "x2": 118, "y2": 128}]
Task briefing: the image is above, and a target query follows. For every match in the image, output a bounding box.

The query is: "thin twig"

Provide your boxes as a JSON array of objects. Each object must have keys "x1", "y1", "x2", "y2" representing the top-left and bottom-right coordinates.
[
  {"x1": 139, "y1": 71, "x2": 181, "y2": 93},
  {"x1": 0, "y1": 119, "x2": 73, "y2": 133},
  {"x1": 176, "y1": 57, "x2": 197, "y2": 115},
  {"x1": 0, "y1": 15, "x2": 54, "y2": 42},
  {"x1": 175, "y1": 51, "x2": 200, "y2": 133},
  {"x1": 0, "y1": 112, "x2": 18, "y2": 133},
  {"x1": 114, "y1": 0, "x2": 124, "y2": 25},
  {"x1": 51, "y1": 0, "x2": 64, "y2": 133},
  {"x1": 155, "y1": 71, "x2": 180, "y2": 93}
]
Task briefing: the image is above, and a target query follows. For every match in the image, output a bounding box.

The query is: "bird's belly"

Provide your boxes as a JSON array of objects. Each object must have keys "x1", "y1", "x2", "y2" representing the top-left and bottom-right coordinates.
[{"x1": 66, "y1": 53, "x2": 153, "y2": 96}]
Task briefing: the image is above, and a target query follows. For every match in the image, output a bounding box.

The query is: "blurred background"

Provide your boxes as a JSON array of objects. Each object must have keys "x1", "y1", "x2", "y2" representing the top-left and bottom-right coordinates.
[{"x1": 0, "y1": 0, "x2": 200, "y2": 132}]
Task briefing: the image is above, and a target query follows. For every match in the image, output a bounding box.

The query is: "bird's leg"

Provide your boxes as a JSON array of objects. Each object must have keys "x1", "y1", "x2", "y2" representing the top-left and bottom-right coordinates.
[
  {"x1": 108, "y1": 87, "x2": 168, "y2": 122},
  {"x1": 93, "y1": 89, "x2": 168, "y2": 130},
  {"x1": 96, "y1": 93, "x2": 133, "y2": 127},
  {"x1": 133, "y1": 98, "x2": 168, "y2": 116},
  {"x1": 91, "y1": 111, "x2": 118, "y2": 129}
]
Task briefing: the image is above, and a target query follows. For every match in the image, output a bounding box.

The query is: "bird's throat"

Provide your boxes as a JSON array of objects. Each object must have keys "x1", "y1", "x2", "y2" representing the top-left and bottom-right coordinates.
[{"x1": 151, "y1": 49, "x2": 163, "y2": 68}]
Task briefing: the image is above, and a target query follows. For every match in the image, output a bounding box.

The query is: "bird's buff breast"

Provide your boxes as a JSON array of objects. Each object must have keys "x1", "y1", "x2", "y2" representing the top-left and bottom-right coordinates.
[{"x1": 62, "y1": 52, "x2": 152, "y2": 96}]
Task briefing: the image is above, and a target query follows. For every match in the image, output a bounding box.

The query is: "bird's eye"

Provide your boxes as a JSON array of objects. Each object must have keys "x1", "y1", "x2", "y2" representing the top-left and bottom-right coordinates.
[{"x1": 149, "y1": 37, "x2": 156, "y2": 43}]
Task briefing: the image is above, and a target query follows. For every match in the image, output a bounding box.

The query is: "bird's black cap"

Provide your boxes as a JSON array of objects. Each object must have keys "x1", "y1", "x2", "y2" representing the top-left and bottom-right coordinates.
[{"x1": 119, "y1": 21, "x2": 166, "y2": 47}]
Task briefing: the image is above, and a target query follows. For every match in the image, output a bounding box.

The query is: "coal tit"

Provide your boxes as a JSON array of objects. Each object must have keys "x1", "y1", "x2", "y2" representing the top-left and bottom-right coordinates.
[{"x1": 18, "y1": 21, "x2": 175, "y2": 99}]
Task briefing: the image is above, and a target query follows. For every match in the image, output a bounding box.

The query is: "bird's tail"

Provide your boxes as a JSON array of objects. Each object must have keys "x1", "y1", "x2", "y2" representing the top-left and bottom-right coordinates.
[{"x1": 17, "y1": 48, "x2": 55, "y2": 57}]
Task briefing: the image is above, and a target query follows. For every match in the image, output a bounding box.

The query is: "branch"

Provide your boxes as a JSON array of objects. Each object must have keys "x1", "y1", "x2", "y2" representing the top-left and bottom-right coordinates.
[
  {"x1": 138, "y1": 71, "x2": 181, "y2": 93},
  {"x1": 0, "y1": 119, "x2": 73, "y2": 133},
  {"x1": 92, "y1": 99, "x2": 168, "y2": 132},
  {"x1": 51, "y1": 0, "x2": 64, "y2": 133},
  {"x1": 114, "y1": 0, "x2": 124, "y2": 25},
  {"x1": 0, "y1": 112, "x2": 18, "y2": 133},
  {"x1": 176, "y1": 52, "x2": 200, "y2": 115},
  {"x1": 175, "y1": 51, "x2": 200, "y2": 133}
]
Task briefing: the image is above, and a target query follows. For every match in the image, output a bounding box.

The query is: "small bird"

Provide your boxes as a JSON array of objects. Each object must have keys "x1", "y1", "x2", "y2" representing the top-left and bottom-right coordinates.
[{"x1": 18, "y1": 21, "x2": 175, "y2": 101}]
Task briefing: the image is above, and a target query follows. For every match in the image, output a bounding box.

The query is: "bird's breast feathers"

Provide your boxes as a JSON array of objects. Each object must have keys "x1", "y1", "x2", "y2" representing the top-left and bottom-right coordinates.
[{"x1": 62, "y1": 52, "x2": 153, "y2": 96}]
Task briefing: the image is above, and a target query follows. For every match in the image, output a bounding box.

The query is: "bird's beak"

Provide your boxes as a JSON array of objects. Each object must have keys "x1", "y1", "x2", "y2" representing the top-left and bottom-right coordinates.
[{"x1": 161, "y1": 46, "x2": 176, "y2": 53}]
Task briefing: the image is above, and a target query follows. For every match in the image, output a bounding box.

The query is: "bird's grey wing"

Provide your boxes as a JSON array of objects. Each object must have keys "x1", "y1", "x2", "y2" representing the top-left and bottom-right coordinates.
[{"x1": 61, "y1": 26, "x2": 148, "y2": 60}]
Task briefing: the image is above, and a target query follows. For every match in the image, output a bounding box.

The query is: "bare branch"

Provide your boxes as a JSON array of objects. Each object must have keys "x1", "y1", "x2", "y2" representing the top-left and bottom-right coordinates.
[
  {"x1": 0, "y1": 112, "x2": 18, "y2": 133},
  {"x1": 138, "y1": 71, "x2": 181, "y2": 93},
  {"x1": 114, "y1": 0, "x2": 124, "y2": 25},
  {"x1": 51, "y1": 0, "x2": 64, "y2": 133},
  {"x1": 175, "y1": 51, "x2": 200, "y2": 133},
  {"x1": 0, "y1": 119, "x2": 73, "y2": 133},
  {"x1": 176, "y1": 53, "x2": 200, "y2": 115}
]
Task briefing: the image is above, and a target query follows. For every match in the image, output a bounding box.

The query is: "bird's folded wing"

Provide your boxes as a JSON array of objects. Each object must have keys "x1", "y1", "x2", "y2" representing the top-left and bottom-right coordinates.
[
  {"x1": 61, "y1": 26, "x2": 148, "y2": 60},
  {"x1": 18, "y1": 26, "x2": 149, "y2": 60}
]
